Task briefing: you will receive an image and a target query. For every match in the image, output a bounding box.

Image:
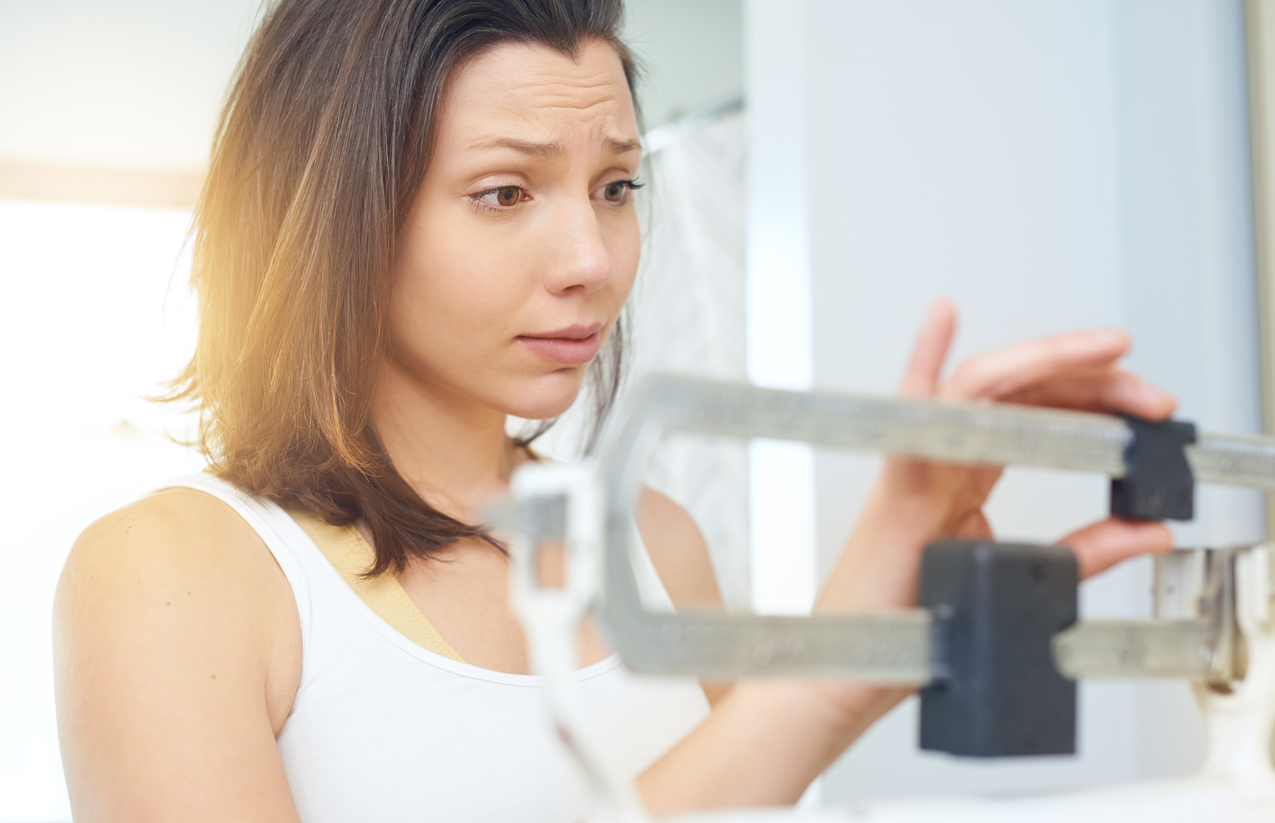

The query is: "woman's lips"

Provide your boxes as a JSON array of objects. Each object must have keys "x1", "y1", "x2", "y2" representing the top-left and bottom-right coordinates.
[{"x1": 517, "y1": 332, "x2": 602, "y2": 365}]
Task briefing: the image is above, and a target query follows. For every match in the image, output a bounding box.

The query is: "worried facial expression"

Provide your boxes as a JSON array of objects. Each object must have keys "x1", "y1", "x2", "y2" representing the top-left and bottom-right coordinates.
[{"x1": 387, "y1": 38, "x2": 642, "y2": 421}]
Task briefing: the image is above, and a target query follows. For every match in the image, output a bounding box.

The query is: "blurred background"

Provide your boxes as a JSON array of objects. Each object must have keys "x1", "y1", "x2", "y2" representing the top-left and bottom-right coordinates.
[{"x1": 3, "y1": 0, "x2": 1275, "y2": 819}]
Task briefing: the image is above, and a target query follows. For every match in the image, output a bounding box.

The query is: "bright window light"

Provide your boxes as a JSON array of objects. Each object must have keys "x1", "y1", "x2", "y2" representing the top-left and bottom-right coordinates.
[{"x1": 0, "y1": 202, "x2": 208, "y2": 822}]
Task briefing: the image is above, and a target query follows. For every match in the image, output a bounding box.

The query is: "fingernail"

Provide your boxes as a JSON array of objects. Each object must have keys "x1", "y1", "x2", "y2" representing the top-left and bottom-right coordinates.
[
  {"x1": 1090, "y1": 329, "x2": 1127, "y2": 348},
  {"x1": 1125, "y1": 376, "x2": 1173, "y2": 410},
  {"x1": 1142, "y1": 382, "x2": 1174, "y2": 406}
]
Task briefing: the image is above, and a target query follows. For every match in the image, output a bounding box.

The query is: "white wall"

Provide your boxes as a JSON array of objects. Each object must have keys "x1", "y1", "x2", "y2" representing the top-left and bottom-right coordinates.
[
  {"x1": 0, "y1": 0, "x2": 262, "y2": 170},
  {"x1": 1113, "y1": 0, "x2": 1264, "y2": 781},
  {"x1": 623, "y1": 0, "x2": 743, "y2": 127},
  {"x1": 0, "y1": 0, "x2": 742, "y2": 173},
  {"x1": 746, "y1": 0, "x2": 1263, "y2": 806}
]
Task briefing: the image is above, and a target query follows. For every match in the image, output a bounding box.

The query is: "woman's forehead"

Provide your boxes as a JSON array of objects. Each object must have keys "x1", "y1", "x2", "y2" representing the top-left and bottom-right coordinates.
[{"x1": 438, "y1": 39, "x2": 639, "y2": 154}]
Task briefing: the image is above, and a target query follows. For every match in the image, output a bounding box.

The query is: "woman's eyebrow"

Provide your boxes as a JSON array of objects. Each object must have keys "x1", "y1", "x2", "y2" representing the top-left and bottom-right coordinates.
[
  {"x1": 468, "y1": 136, "x2": 642, "y2": 156},
  {"x1": 605, "y1": 137, "x2": 642, "y2": 155}
]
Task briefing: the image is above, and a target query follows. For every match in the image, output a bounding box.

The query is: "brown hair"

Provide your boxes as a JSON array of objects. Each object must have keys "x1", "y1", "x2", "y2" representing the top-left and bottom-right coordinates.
[{"x1": 167, "y1": 0, "x2": 638, "y2": 575}]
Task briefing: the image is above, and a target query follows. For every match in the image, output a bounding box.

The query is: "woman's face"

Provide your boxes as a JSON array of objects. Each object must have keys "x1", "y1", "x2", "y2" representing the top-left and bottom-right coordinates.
[{"x1": 387, "y1": 38, "x2": 642, "y2": 421}]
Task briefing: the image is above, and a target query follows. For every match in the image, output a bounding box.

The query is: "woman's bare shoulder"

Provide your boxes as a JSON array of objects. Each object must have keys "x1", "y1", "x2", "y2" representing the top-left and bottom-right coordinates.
[
  {"x1": 56, "y1": 486, "x2": 299, "y2": 670},
  {"x1": 62, "y1": 486, "x2": 275, "y2": 591},
  {"x1": 636, "y1": 486, "x2": 722, "y2": 609},
  {"x1": 55, "y1": 486, "x2": 302, "y2": 818},
  {"x1": 57, "y1": 485, "x2": 300, "y2": 657}
]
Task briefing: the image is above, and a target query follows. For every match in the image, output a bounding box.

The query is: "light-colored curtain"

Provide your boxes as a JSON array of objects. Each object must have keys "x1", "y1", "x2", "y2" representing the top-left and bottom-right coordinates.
[{"x1": 629, "y1": 110, "x2": 750, "y2": 610}]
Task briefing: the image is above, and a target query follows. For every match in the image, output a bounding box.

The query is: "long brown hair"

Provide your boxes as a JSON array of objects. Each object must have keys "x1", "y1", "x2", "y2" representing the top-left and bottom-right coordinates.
[{"x1": 167, "y1": 0, "x2": 638, "y2": 574}]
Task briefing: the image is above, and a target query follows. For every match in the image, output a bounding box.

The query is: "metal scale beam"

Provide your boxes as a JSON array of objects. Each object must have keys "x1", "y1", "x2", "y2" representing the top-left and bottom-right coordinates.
[{"x1": 573, "y1": 376, "x2": 1264, "y2": 686}]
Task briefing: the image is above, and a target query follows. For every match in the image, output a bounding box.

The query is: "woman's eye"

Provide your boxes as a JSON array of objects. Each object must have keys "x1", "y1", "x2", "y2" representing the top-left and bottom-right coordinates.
[
  {"x1": 597, "y1": 179, "x2": 642, "y2": 205},
  {"x1": 599, "y1": 181, "x2": 634, "y2": 202},
  {"x1": 476, "y1": 186, "x2": 524, "y2": 208}
]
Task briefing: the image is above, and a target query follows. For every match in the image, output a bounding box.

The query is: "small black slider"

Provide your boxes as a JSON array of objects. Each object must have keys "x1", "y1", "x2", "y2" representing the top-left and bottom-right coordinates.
[{"x1": 1109, "y1": 416, "x2": 1196, "y2": 521}]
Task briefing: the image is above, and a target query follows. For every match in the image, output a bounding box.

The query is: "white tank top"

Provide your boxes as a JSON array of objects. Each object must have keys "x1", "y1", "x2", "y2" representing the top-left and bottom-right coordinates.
[{"x1": 163, "y1": 473, "x2": 710, "y2": 823}]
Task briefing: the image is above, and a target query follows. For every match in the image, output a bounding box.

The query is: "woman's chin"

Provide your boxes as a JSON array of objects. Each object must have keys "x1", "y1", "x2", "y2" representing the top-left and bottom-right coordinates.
[{"x1": 500, "y1": 374, "x2": 585, "y2": 421}]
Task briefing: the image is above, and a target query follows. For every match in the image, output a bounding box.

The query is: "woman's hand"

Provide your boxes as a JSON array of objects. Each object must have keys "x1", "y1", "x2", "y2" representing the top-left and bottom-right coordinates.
[
  {"x1": 782, "y1": 299, "x2": 1182, "y2": 748},
  {"x1": 640, "y1": 301, "x2": 1183, "y2": 814},
  {"x1": 819, "y1": 299, "x2": 1177, "y2": 615}
]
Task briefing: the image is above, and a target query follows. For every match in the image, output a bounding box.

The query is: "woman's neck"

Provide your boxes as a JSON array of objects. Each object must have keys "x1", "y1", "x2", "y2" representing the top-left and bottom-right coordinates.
[{"x1": 371, "y1": 360, "x2": 525, "y2": 521}]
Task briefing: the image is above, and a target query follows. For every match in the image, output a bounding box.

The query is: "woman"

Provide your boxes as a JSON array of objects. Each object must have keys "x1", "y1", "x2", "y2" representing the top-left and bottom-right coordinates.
[{"x1": 53, "y1": 0, "x2": 1177, "y2": 820}]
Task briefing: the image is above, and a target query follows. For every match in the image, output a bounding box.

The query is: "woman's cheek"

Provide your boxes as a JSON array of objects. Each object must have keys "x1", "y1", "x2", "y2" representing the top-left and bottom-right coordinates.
[
  {"x1": 616, "y1": 217, "x2": 641, "y2": 289},
  {"x1": 424, "y1": 241, "x2": 519, "y2": 324}
]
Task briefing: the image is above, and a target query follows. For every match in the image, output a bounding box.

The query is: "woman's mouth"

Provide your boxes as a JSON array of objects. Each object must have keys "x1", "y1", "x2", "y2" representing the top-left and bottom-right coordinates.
[{"x1": 517, "y1": 322, "x2": 604, "y2": 365}]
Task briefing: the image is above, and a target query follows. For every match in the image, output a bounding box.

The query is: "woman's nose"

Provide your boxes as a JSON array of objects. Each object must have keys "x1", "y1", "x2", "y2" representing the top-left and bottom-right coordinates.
[{"x1": 544, "y1": 199, "x2": 614, "y2": 294}]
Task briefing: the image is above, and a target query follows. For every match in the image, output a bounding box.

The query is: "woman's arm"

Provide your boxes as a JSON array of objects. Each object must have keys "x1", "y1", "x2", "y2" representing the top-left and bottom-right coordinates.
[
  {"x1": 54, "y1": 489, "x2": 302, "y2": 822},
  {"x1": 637, "y1": 302, "x2": 1177, "y2": 813},
  {"x1": 637, "y1": 487, "x2": 733, "y2": 706}
]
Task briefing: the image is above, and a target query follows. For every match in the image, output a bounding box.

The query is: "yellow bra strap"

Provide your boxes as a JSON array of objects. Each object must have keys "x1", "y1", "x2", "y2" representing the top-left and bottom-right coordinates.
[{"x1": 286, "y1": 509, "x2": 467, "y2": 664}]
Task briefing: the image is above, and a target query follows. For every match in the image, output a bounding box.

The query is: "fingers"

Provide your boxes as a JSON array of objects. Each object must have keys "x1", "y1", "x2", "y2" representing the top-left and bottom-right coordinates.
[
  {"x1": 1058, "y1": 518, "x2": 1173, "y2": 579},
  {"x1": 1000, "y1": 365, "x2": 1178, "y2": 420},
  {"x1": 943, "y1": 329, "x2": 1130, "y2": 403},
  {"x1": 898, "y1": 299, "x2": 957, "y2": 399},
  {"x1": 952, "y1": 509, "x2": 994, "y2": 541}
]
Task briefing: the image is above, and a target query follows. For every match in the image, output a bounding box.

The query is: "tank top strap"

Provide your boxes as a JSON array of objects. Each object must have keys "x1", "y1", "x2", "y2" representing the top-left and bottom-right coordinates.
[
  {"x1": 156, "y1": 472, "x2": 681, "y2": 647},
  {"x1": 154, "y1": 472, "x2": 318, "y2": 648}
]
